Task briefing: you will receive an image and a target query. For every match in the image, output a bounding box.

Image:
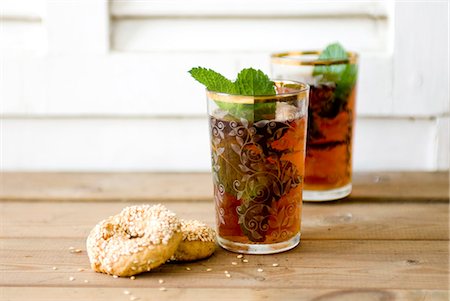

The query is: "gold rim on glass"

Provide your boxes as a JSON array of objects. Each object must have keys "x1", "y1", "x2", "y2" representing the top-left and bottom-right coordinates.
[
  {"x1": 271, "y1": 50, "x2": 358, "y2": 66},
  {"x1": 206, "y1": 80, "x2": 309, "y2": 104}
]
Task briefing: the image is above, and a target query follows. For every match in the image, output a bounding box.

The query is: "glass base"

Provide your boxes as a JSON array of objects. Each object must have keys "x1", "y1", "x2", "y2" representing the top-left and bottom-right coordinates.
[
  {"x1": 303, "y1": 183, "x2": 352, "y2": 202},
  {"x1": 217, "y1": 233, "x2": 300, "y2": 254}
]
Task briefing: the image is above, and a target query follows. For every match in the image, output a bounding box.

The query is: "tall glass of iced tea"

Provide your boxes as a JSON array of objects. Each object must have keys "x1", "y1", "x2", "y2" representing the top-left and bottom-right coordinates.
[
  {"x1": 207, "y1": 80, "x2": 309, "y2": 254},
  {"x1": 271, "y1": 47, "x2": 358, "y2": 201}
]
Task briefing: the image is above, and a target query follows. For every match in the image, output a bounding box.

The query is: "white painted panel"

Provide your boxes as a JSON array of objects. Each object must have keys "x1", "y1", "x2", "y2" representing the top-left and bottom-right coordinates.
[
  {"x1": 112, "y1": 17, "x2": 388, "y2": 52},
  {"x1": 1, "y1": 118, "x2": 211, "y2": 171},
  {"x1": 436, "y1": 117, "x2": 449, "y2": 170},
  {"x1": 45, "y1": 0, "x2": 109, "y2": 54},
  {"x1": 392, "y1": 2, "x2": 449, "y2": 116},
  {"x1": 353, "y1": 117, "x2": 437, "y2": 171},
  {"x1": 111, "y1": 0, "x2": 388, "y2": 17},
  {"x1": 1, "y1": 53, "x2": 393, "y2": 117},
  {"x1": 1, "y1": 117, "x2": 438, "y2": 171},
  {"x1": 0, "y1": 21, "x2": 46, "y2": 55},
  {"x1": 0, "y1": 0, "x2": 45, "y2": 19}
]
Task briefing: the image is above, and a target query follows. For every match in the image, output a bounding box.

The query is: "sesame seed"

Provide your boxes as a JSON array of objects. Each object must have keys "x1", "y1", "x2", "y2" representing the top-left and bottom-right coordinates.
[
  {"x1": 123, "y1": 290, "x2": 130, "y2": 295},
  {"x1": 242, "y1": 259, "x2": 249, "y2": 263},
  {"x1": 257, "y1": 268, "x2": 263, "y2": 272},
  {"x1": 74, "y1": 249, "x2": 82, "y2": 253},
  {"x1": 158, "y1": 279, "x2": 164, "y2": 284},
  {"x1": 159, "y1": 287, "x2": 167, "y2": 291},
  {"x1": 77, "y1": 268, "x2": 84, "y2": 272},
  {"x1": 113, "y1": 275, "x2": 119, "y2": 279},
  {"x1": 52, "y1": 266, "x2": 57, "y2": 270},
  {"x1": 179, "y1": 219, "x2": 216, "y2": 243},
  {"x1": 69, "y1": 276, "x2": 75, "y2": 281},
  {"x1": 237, "y1": 254, "x2": 243, "y2": 259},
  {"x1": 130, "y1": 296, "x2": 138, "y2": 301},
  {"x1": 84, "y1": 280, "x2": 89, "y2": 283},
  {"x1": 231, "y1": 262, "x2": 237, "y2": 265},
  {"x1": 130, "y1": 276, "x2": 136, "y2": 280},
  {"x1": 185, "y1": 267, "x2": 191, "y2": 271},
  {"x1": 206, "y1": 268, "x2": 212, "y2": 272},
  {"x1": 131, "y1": 266, "x2": 136, "y2": 270},
  {"x1": 272, "y1": 263, "x2": 279, "y2": 267},
  {"x1": 224, "y1": 270, "x2": 229, "y2": 274},
  {"x1": 225, "y1": 274, "x2": 231, "y2": 278},
  {"x1": 69, "y1": 246, "x2": 75, "y2": 250}
]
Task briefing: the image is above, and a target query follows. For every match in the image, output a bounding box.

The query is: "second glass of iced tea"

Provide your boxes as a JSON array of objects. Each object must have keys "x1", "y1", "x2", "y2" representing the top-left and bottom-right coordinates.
[
  {"x1": 271, "y1": 51, "x2": 358, "y2": 201},
  {"x1": 207, "y1": 80, "x2": 309, "y2": 254}
]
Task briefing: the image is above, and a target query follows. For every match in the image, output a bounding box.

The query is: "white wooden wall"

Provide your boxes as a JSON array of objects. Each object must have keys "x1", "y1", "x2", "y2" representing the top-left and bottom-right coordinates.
[{"x1": 1, "y1": 0, "x2": 449, "y2": 171}]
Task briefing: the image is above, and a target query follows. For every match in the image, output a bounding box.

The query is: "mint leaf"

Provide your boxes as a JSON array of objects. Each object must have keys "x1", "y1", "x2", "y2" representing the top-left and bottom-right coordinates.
[
  {"x1": 318, "y1": 42, "x2": 348, "y2": 60},
  {"x1": 235, "y1": 68, "x2": 276, "y2": 96},
  {"x1": 189, "y1": 67, "x2": 237, "y2": 94},
  {"x1": 189, "y1": 67, "x2": 277, "y2": 121},
  {"x1": 313, "y1": 42, "x2": 350, "y2": 82}
]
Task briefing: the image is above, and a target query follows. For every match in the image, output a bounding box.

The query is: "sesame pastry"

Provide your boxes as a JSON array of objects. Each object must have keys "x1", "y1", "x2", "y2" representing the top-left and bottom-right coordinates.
[
  {"x1": 86, "y1": 204, "x2": 182, "y2": 277},
  {"x1": 172, "y1": 219, "x2": 217, "y2": 262}
]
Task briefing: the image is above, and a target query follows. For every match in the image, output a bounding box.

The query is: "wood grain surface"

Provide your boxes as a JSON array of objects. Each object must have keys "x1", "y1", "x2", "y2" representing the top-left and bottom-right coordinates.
[
  {"x1": 1, "y1": 172, "x2": 448, "y2": 202},
  {"x1": 0, "y1": 172, "x2": 449, "y2": 301}
]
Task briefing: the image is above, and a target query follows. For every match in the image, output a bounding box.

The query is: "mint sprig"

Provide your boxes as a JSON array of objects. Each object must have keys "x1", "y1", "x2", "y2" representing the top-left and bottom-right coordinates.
[
  {"x1": 312, "y1": 42, "x2": 357, "y2": 118},
  {"x1": 189, "y1": 67, "x2": 276, "y2": 121},
  {"x1": 189, "y1": 67, "x2": 276, "y2": 96}
]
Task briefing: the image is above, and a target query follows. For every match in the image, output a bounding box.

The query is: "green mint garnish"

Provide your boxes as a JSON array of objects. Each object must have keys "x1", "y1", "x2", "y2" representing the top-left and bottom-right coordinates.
[
  {"x1": 189, "y1": 67, "x2": 276, "y2": 121},
  {"x1": 188, "y1": 67, "x2": 237, "y2": 95},
  {"x1": 189, "y1": 67, "x2": 276, "y2": 96},
  {"x1": 234, "y1": 68, "x2": 276, "y2": 96},
  {"x1": 312, "y1": 42, "x2": 357, "y2": 118}
]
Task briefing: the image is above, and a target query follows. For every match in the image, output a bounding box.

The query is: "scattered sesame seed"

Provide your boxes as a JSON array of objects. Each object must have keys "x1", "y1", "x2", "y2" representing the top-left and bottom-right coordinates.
[
  {"x1": 158, "y1": 279, "x2": 164, "y2": 284},
  {"x1": 225, "y1": 274, "x2": 231, "y2": 278},
  {"x1": 257, "y1": 268, "x2": 263, "y2": 272},
  {"x1": 131, "y1": 266, "x2": 136, "y2": 270},
  {"x1": 206, "y1": 268, "x2": 212, "y2": 272},
  {"x1": 242, "y1": 259, "x2": 249, "y2": 263},
  {"x1": 69, "y1": 247, "x2": 75, "y2": 250},
  {"x1": 224, "y1": 271, "x2": 229, "y2": 274},
  {"x1": 272, "y1": 263, "x2": 279, "y2": 267},
  {"x1": 130, "y1": 296, "x2": 138, "y2": 301},
  {"x1": 231, "y1": 262, "x2": 237, "y2": 265},
  {"x1": 77, "y1": 268, "x2": 84, "y2": 272},
  {"x1": 123, "y1": 290, "x2": 130, "y2": 295},
  {"x1": 185, "y1": 267, "x2": 191, "y2": 271},
  {"x1": 52, "y1": 266, "x2": 57, "y2": 270},
  {"x1": 159, "y1": 287, "x2": 167, "y2": 291},
  {"x1": 74, "y1": 249, "x2": 82, "y2": 253},
  {"x1": 69, "y1": 276, "x2": 75, "y2": 281},
  {"x1": 237, "y1": 254, "x2": 243, "y2": 259},
  {"x1": 113, "y1": 275, "x2": 119, "y2": 279},
  {"x1": 84, "y1": 280, "x2": 89, "y2": 283},
  {"x1": 130, "y1": 276, "x2": 136, "y2": 280}
]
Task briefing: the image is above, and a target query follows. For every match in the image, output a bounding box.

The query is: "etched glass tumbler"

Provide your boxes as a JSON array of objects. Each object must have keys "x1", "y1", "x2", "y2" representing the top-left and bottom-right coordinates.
[
  {"x1": 207, "y1": 80, "x2": 309, "y2": 254},
  {"x1": 271, "y1": 51, "x2": 359, "y2": 201}
]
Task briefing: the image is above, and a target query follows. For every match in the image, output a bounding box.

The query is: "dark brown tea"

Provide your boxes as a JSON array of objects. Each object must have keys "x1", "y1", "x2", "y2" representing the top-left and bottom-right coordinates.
[
  {"x1": 304, "y1": 83, "x2": 356, "y2": 190},
  {"x1": 209, "y1": 115, "x2": 306, "y2": 244}
]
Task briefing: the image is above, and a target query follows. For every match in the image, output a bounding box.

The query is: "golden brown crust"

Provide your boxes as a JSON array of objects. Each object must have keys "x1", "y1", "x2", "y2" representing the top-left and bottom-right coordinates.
[
  {"x1": 172, "y1": 219, "x2": 217, "y2": 262},
  {"x1": 86, "y1": 204, "x2": 181, "y2": 276}
]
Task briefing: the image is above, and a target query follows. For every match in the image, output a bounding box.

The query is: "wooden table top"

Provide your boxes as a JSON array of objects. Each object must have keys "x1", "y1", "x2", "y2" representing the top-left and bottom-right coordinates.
[{"x1": 1, "y1": 172, "x2": 449, "y2": 301}]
